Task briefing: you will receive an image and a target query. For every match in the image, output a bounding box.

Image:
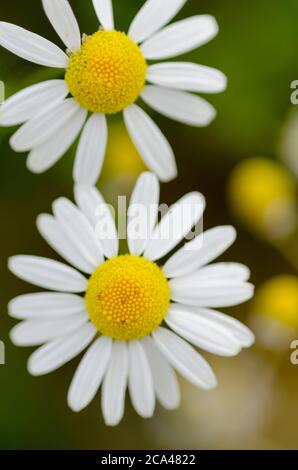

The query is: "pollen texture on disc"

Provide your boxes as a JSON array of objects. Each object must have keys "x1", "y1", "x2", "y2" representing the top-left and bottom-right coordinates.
[
  {"x1": 65, "y1": 30, "x2": 147, "y2": 114},
  {"x1": 86, "y1": 255, "x2": 170, "y2": 341}
]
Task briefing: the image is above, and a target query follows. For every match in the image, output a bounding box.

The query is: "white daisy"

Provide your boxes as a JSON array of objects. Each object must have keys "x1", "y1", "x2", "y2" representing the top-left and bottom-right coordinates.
[
  {"x1": 8, "y1": 172, "x2": 254, "y2": 426},
  {"x1": 0, "y1": 0, "x2": 227, "y2": 184}
]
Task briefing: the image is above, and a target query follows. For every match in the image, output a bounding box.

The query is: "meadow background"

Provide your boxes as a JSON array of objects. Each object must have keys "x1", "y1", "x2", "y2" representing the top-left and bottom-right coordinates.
[{"x1": 0, "y1": 0, "x2": 298, "y2": 449}]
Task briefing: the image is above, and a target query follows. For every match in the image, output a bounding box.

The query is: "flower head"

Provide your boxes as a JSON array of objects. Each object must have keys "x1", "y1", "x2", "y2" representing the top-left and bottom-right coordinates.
[
  {"x1": 0, "y1": 0, "x2": 227, "y2": 184},
  {"x1": 9, "y1": 172, "x2": 254, "y2": 426}
]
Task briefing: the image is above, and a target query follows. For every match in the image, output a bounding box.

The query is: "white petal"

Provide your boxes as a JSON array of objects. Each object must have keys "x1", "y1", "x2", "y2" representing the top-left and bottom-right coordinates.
[
  {"x1": 0, "y1": 21, "x2": 68, "y2": 67},
  {"x1": 128, "y1": 341, "x2": 155, "y2": 418},
  {"x1": 74, "y1": 185, "x2": 118, "y2": 259},
  {"x1": 163, "y1": 226, "x2": 237, "y2": 278},
  {"x1": 142, "y1": 336, "x2": 180, "y2": 410},
  {"x1": 68, "y1": 336, "x2": 112, "y2": 412},
  {"x1": 124, "y1": 104, "x2": 177, "y2": 182},
  {"x1": 153, "y1": 327, "x2": 217, "y2": 390},
  {"x1": 166, "y1": 304, "x2": 241, "y2": 357},
  {"x1": 141, "y1": 15, "x2": 219, "y2": 60},
  {"x1": 8, "y1": 293, "x2": 86, "y2": 320},
  {"x1": 144, "y1": 192, "x2": 205, "y2": 262},
  {"x1": 73, "y1": 113, "x2": 108, "y2": 186},
  {"x1": 170, "y1": 278, "x2": 255, "y2": 308},
  {"x1": 181, "y1": 306, "x2": 255, "y2": 348},
  {"x1": 0, "y1": 80, "x2": 69, "y2": 126},
  {"x1": 10, "y1": 98, "x2": 80, "y2": 152},
  {"x1": 128, "y1": 0, "x2": 187, "y2": 44},
  {"x1": 28, "y1": 323, "x2": 96, "y2": 376},
  {"x1": 42, "y1": 0, "x2": 81, "y2": 52},
  {"x1": 37, "y1": 214, "x2": 97, "y2": 274},
  {"x1": 10, "y1": 312, "x2": 88, "y2": 347},
  {"x1": 92, "y1": 0, "x2": 114, "y2": 30},
  {"x1": 127, "y1": 172, "x2": 160, "y2": 256},
  {"x1": 27, "y1": 107, "x2": 87, "y2": 174},
  {"x1": 190, "y1": 263, "x2": 251, "y2": 282},
  {"x1": 8, "y1": 256, "x2": 87, "y2": 293},
  {"x1": 147, "y1": 62, "x2": 227, "y2": 94},
  {"x1": 101, "y1": 341, "x2": 128, "y2": 427},
  {"x1": 142, "y1": 86, "x2": 216, "y2": 127},
  {"x1": 53, "y1": 198, "x2": 104, "y2": 270}
]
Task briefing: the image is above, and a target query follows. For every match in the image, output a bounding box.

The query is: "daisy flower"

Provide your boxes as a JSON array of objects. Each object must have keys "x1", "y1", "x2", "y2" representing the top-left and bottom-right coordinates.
[
  {"x1": 8, "y1": 172, "x2": 254, "y2": 426},
  {"x1": 0, "y1": 0, "x2": 227, "y2": 184}
]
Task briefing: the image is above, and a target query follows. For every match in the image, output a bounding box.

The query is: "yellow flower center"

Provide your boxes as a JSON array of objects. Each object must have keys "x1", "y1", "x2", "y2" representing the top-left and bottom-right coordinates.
[
  {"x1": 65, "y1": 30, "x2": 147, "y2": 114},
  {"x1": 86, "y1": 255, "x2": 170, "y2": 341}
]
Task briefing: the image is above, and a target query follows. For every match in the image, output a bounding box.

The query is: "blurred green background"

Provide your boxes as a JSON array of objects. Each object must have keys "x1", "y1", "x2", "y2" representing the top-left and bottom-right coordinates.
[{"x1": 0, "y1": 0, "x2": 298, "y2": 450}]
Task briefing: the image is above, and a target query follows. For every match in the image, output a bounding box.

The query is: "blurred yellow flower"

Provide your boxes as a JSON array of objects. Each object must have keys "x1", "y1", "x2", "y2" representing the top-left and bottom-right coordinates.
[
  {"x1": 228, "y1": 157, "x2": 297, "y2": 240},
  {"x1": 250, "y1": 275, "x2": 298, "y2": 351},
  {"x1": 102, "y1": 121, "x2": 146, "y2": 180},
  {"x1": 252, "y1": 275, "x2": 298, "y2": 330},
  {"x1": 99, "y1": 121, "x2": 147, "y2": 208}
]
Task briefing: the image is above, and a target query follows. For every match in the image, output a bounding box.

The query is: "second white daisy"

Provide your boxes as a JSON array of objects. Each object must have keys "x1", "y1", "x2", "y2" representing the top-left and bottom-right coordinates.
[
  {"x1": 8, "y1": 172, "x2": 254, "y2": 426},
  {"x1": 0, "y1": 0, "x2": 227, "y2": 184}
]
